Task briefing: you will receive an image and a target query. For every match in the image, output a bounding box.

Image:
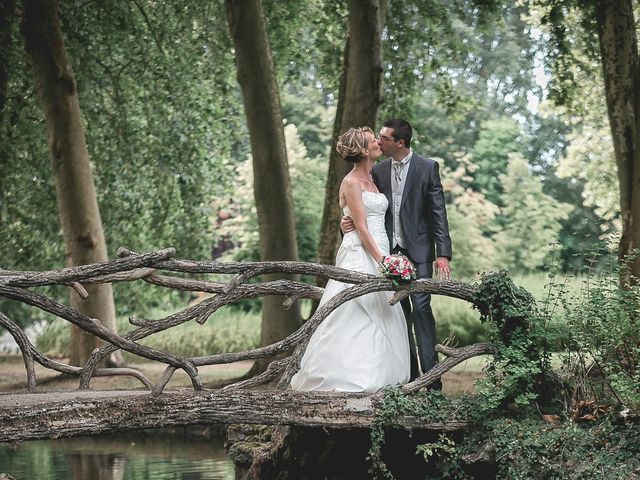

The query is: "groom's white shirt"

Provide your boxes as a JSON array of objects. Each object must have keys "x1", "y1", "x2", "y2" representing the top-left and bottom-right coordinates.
[{"x1": 391, "y1": 149, "x2": 413, "y2": 249}]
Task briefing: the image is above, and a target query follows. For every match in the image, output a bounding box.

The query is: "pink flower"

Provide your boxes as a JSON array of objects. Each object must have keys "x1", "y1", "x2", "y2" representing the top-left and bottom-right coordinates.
[{"x1": 379, "y1": 254, "x2": 417, "y2": 285}]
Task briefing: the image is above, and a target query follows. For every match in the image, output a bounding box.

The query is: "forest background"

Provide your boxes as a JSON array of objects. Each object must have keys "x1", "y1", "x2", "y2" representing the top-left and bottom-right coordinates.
[{"x1": 0, "y1": 0, "x2": 632, "y2": 360}]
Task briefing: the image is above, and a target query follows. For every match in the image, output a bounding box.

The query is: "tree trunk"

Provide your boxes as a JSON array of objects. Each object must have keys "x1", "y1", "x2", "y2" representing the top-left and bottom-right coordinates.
[
  {"x1": 315, "y1": 0, "x2": 387, "y2": 270},
  {"x1": 21, "y1": 0, "x2": 122, "y2": 366},
  {"x1": 594, "y1": 0, "x2": 640, "y2": 282},
  {"x1": 0, "y1": 0, "x2": 15, "y2": 115},
  {"x1": 225, "y1": 0, "x2": 301, "y2": 372},
  {"x1": 0, "y1": 0, "x2": 16, "y2": 215},
  {"x1": 316, "y1": 39, "x2": 350, "y2": 276}
]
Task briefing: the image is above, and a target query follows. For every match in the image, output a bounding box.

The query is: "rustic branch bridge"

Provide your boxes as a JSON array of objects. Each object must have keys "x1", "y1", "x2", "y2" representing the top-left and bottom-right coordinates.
[{"x1": 0, "y1": 248, "x2": 494, "y2": 445}]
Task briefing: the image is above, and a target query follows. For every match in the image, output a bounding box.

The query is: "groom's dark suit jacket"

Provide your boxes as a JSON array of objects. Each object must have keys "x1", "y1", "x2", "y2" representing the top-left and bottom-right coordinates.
[{"x1": 372, "y1": 153, "x2": 452, "y2": 264}]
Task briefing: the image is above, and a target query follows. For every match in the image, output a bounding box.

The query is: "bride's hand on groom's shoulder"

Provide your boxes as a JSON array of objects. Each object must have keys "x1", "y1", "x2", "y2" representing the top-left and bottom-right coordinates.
[{"x1": 434, "y1": 257, "x2": 451, "y2": 280}]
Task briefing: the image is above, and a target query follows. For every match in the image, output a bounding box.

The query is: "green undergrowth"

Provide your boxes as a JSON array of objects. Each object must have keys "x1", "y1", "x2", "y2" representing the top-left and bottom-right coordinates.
[
  {"x1": 368, "y1": 268, "x2": 640, "y2": 479},
  {"x1": 369, "y1": 388, "x2": 640, "y2": 480}
]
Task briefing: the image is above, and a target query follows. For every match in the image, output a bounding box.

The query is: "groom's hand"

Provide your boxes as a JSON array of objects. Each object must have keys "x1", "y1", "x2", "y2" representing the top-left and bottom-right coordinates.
[
  {"x1": 340, "y1": 215, "x2": 356, "y2": 234},
  {"x1": 434, "y1": 257, "x2": 451, "y2": 280}
]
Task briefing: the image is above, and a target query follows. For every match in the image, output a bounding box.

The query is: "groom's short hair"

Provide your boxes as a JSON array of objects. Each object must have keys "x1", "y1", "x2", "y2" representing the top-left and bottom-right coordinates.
[{"x1": 383, "y1": 119, "x2": 412, "y2": 148}]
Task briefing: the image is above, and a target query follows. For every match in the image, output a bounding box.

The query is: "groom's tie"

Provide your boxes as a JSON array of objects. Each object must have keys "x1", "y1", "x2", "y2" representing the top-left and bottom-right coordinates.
[{"x1": 393, "y1": 161, "x2": 404, "y2": 190}]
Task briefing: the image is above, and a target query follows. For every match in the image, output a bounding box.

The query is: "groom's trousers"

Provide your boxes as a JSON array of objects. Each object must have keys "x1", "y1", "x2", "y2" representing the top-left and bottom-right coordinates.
[{"x1": 393, "y1": 247, "x2": 441, "y2": 389}]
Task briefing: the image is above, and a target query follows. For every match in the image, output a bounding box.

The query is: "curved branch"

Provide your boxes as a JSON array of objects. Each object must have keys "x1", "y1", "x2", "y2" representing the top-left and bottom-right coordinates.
[
  {"x1": 223, "y1": 357, "x2": 290, "y2": 391},
  {"x1": 0, "y1": 312, "x2": 37, "y2": 391},
  {"x1": 0, "y1": 312, "x2": 152, "y2": 389},
  {"x1": 0, "y1": 250, "x2": 488, "y2": 398},
  {"x1": 399, "y1": 342, "x2": 496, "y2": 395},
  {"x1": 0, "y1": 285, "x2": 202, "y2": 390},
  {"x1": 0, "y1": 248, "x2": 175, "y2": 287}
]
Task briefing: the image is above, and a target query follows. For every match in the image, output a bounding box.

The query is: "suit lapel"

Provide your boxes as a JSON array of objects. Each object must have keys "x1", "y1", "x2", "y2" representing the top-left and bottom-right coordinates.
[{"x1": 400, "y1": 153, "x2": 418, "y2": 209}]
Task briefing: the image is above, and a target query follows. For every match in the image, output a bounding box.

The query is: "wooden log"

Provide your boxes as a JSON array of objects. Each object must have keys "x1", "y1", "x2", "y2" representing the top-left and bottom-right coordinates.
[{"x1": 0, "y1": 389, "x2": 470, "y2": 444}]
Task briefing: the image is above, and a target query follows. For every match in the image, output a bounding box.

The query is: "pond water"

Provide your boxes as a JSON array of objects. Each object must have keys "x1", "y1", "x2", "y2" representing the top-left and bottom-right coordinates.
[{"x1": 0, "y1": 426, "x2": 235, "y2": 480}]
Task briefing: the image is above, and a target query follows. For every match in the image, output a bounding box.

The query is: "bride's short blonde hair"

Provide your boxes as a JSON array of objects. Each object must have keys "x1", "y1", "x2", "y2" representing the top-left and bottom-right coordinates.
[{"x1": 336, "y1": 126, "x2": 374, "y2": 163}]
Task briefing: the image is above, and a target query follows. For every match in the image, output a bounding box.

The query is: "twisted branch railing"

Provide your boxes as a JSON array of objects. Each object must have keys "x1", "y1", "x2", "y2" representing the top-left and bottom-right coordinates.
[{"x1": 0, "y1": 247, "x2": 490, "y2": 397}]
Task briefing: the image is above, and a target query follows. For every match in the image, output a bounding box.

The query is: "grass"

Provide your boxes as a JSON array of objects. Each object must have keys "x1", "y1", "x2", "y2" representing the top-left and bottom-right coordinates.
[{"x1": 36, "y1": 303, "x2": 261, "y2": 360}]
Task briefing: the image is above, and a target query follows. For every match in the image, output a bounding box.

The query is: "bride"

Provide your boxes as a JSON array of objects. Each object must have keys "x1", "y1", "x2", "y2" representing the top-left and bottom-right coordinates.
[{"x1": 290, "y1": 126, "x2": 410, "y2": 393}]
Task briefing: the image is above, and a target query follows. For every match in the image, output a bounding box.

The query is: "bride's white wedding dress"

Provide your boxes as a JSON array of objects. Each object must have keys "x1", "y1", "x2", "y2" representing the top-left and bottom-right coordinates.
[{"x1": 290, "y1": 191, "x2": 410, "y2": 393}]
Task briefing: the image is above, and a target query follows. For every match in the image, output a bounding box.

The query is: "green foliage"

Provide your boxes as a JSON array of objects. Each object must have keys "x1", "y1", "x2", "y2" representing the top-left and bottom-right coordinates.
[
  {"x1": 369, "y1": 268, "x2": 639, "y2": 479},
  {"x1": 0, "y1": 1, "x2": 244, "y2": 325},
  {"x1": 488, "y1": 416, "x2": 639, "y2": 479},
  {"x1": 287, "y1": 125, "x2": 329, "y2": 264},
  {"x1": 214, "y1": 123, "x2": 327, "y2": 266},
  {"x1": 415, "y1": 433, "x2": 456, "y2": 462},
  {"x1": 559, "y1": 253, "x2": 640, "y2": 412},
  {"x1": 433, "y1": 271, "x2": 581, "y2": 349},
  {"x1": 379, "y1": 2, "x2": 612, "y2": 275},
  {"x1": 472, "y1": 270, "x2": 551, "y2": 408},
  {"x1": 368, "y1": 388, "x2": 461, "y2": 479},
  {"x1": 440, "y1": 156, "x2": 499, "y2": 279},
  {"x1": 533, "y1": 0, "x2": 600, "y2": 107},
  {"x1": 63, "y1": 1, "x2": 241, "y2": 261},
  {"x1": 433, "y1": 295, "x2": 488, "y2": 347},
  {"x1": 264, "y1": 0, "x2": 346, "y2": 95},
  {"x1": 383, "y1": 2, "x2": 537, "y2": 123},
  {"x1": 555, "y1": 64, "x2": 619, "y2": 229},
  {"x1": 372, "y1": 407, "x2": 640, "y2": 479},
  {"x1": 494, "y1": 153, "x2": 572, "y2": 273},
  {"x1": 282, "y1": 87, "x2": 336, "y2": 160},
  {"x1": 471, "y1": 117, "x2": 523, "y2": 205},
  {"x1": 137, "y1": 307, "x2": 260, "y2": 358}
]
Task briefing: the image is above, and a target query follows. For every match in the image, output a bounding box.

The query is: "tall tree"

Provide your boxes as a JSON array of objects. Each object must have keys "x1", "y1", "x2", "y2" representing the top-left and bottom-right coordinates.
[
  {"x1": 594, "y1": 0, "x2": 640, "y2": 281},
  {"x1": 225, "y1": 0, "x2": 301, "y2": 367},
  {"x1": 536, "y1": 0, "x2": 640, "y2": 279},
  {"x1": 21, "y1": 0, "x2": 121, "y2": 365},
  {"x1": 316, "y1": 0, "x2": 387, "y2": 268}
]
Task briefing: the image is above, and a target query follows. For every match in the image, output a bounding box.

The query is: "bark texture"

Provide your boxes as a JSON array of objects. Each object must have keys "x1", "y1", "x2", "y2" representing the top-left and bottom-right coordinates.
[
  {"x1": 225, "y1": 0, "x2": 301, "y2": 369},
  {"x1": 20, "y1": 0, "x2": 121, "y2": 365},
  {"x1": 0, "y1": 389, "x2": 469, "y2": 444},
  {"x1": 316, "y1": 0, "x2": 386, "y2": 269},
  {"x1": 595, "y1": 0, "x2": 640, "y2": 281}
]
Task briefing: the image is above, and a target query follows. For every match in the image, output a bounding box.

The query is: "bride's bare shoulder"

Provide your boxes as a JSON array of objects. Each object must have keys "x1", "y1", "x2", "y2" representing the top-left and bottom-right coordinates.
[
  {"x1": 339, "y1": 174, "x2": 363, "y2": 207},
  {"x1": 340, "y1": 174, "x2": 362, "y2": 193}
]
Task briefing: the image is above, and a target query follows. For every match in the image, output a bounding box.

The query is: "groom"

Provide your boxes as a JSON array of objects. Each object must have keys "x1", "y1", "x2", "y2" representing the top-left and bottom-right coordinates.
[{"x1": 343, "y1": 119, "x2": 452, "y2": 386}]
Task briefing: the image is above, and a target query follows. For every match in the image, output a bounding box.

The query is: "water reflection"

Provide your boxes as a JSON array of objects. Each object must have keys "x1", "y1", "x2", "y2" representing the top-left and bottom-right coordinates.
[{"x1": 0, "y1": 426, "x2": 234, "y2": 480}]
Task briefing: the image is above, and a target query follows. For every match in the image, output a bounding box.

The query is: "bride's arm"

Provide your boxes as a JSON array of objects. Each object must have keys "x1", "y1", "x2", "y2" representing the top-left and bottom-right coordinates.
[{"x1": 342, "y1": 180, "x2": 384, "y2": 262}]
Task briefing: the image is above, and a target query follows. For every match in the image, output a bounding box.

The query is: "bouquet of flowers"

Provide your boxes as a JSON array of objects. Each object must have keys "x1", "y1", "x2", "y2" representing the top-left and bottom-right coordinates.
[{"x1": 379, "y1": 254, "x2": 417, "y2": 286}]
